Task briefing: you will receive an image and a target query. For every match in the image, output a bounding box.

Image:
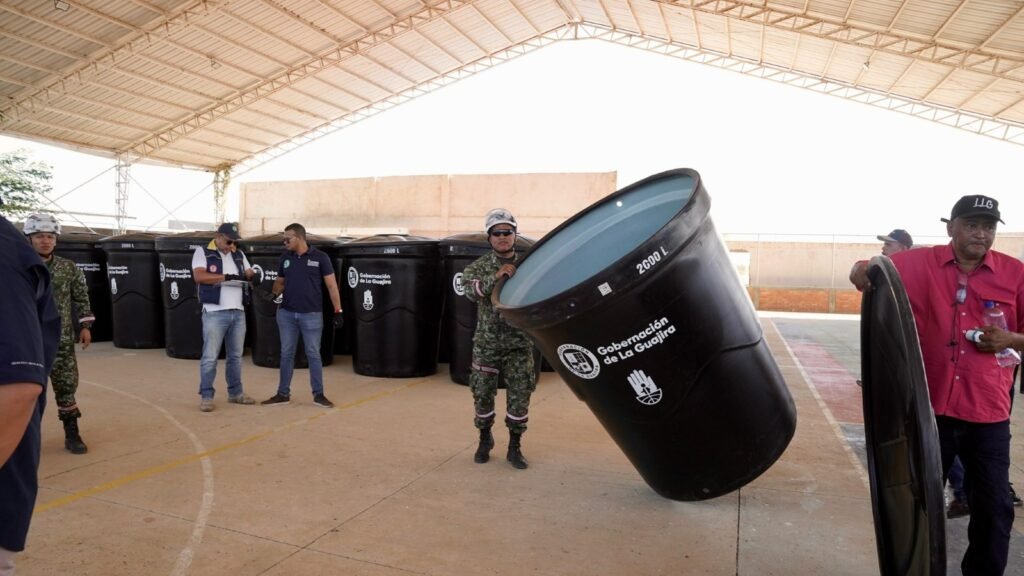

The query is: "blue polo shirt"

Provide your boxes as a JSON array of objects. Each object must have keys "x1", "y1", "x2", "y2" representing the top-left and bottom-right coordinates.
[
  {"x1": 278, "y1": 245, "x2": 334, "y2": 313},
  {"x1": 0, "y1": 216, "x2": 60, "y2": 552}
]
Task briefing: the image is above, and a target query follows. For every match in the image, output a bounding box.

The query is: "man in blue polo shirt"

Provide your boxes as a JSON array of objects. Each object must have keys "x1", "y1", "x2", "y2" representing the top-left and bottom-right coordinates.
[
  {"x1": 261, "y1": 223, "x2": 343, "y2": 408},
  {"x1": 0, "y1": 199, "x2": 61, "y2": 574}
]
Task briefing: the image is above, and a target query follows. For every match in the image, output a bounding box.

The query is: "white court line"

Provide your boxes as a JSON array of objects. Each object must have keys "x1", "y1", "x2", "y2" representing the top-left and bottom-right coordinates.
[
  {"x1": 82, "y1": 379, "x2": 213, "y2": 576},
  {"x1": 765, "y1": 322, "x2": 870, "y2": 490}
]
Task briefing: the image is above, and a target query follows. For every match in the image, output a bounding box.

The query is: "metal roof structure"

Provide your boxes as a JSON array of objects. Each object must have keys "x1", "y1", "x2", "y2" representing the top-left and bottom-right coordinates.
[{"x1": 3, "y1": 0, "x2": 1024, "y2": 174}]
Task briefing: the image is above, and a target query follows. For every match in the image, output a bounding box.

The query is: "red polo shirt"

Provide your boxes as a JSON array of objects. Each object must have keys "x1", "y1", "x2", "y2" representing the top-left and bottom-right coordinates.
[{"x1": 890, "y1": 244, "x2": 1024, "y2": 423}]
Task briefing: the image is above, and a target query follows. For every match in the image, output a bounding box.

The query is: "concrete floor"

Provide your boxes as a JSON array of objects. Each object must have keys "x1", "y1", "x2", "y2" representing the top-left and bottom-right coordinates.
[{"x1": 15, "y1": 313, "x2": 1024, "y2": 575}]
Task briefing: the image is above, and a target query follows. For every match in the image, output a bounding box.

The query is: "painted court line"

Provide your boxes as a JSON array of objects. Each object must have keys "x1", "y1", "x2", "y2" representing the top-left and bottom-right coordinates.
[
  {"x1": 36, "y1": 378, "x2": 425, "y2": 515},
  {"x1": 766, "y1": 320, "x2": 870, "y2": 490}
]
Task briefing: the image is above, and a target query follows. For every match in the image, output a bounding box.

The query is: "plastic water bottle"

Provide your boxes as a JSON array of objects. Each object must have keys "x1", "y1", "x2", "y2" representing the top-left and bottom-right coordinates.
[{"x1": 983, "y1": 301, "x2": 1022, "y2": 368}]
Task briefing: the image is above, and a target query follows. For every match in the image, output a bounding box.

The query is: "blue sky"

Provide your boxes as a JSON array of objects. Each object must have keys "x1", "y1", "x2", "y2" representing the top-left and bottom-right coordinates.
[{"x1": 3, "y1": 39, "x2": 1021, "y2": 240}]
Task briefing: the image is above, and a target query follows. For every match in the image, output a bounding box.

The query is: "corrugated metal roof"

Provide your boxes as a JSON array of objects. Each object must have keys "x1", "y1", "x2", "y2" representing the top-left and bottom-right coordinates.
[{"x1": 1, "y1": 0, "x2": 1023, "y2": 171}]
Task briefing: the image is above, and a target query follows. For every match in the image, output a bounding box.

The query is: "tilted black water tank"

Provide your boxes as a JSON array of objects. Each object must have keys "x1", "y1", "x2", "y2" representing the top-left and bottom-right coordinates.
[
  {"x1": 495, "y1": 168, "x2": 797, "y2": 501},
  {"x1": 100, "y1": 233, "x2": 165, "y2": 349},
  {"x1": 439, "y1": 232, "x2": 536, "y2": 385},
  {"x1": 238, "y1": 232, "x2": 336, "y2": 369},
  {"x1": 155, "y1": 232, "x2": 216, "y2": 359},
  {"x1": 54, "y1": 232, "x2": 112, "y2": 342},
  {"x1": 338, "y1": 235, "x2": 442, "y2": 377}
]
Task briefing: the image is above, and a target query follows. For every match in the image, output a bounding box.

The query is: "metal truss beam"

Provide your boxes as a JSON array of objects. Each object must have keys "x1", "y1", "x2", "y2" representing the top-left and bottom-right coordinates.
[
  {"x1": 652, "y1": 0, "x2": 1024, "y2": 80},
  {"x1": 573, "y1": 23, "x2": 1024, "y2": 146},
  {"x1": 115, "y1": 155, "x2": 131, "y2": 235},
  {"x1": 214, "y1": 167, "x2": 230, "y2": 224},
  {"x1": 121, "y1": 0, "x2": 481, "y2": 160},
  {"x1": 0, "y1": 0, "x2": 225, "y2": 125},
  {"x1": 234, "y1": 25, "x2": 572, "y2": 176}
]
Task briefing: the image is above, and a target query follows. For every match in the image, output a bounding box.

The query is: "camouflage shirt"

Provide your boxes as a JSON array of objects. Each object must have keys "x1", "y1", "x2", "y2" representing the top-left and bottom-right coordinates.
[
  {"x1": 45, "y1": 255, "x2": 94, "y2": 343},
  {"x1": 463, "y1": 251, "x2": 532, "y2": 351}
]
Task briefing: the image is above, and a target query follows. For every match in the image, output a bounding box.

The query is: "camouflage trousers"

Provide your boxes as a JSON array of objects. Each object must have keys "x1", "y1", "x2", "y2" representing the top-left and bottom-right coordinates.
[
  {"x1": 470, "y1": 346, "x2": 536, "y2": 435},
  {"x1": 51, "y1": 339, "x2": 82, "y2": 421}
]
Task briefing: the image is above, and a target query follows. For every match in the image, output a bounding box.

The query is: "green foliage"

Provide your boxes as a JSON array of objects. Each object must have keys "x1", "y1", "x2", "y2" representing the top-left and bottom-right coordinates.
[{"x1": 0, "y1": 149, "x2": 52, "y2": 219}]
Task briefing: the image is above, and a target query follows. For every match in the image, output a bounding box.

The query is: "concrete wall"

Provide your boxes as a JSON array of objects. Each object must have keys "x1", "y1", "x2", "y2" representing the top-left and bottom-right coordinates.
[
  {"x1": 730, "y1": 234, "x2": 1024, "y2": 314},
  {"x1": 239, "y1": 172, "x2": 617, "y2": 239},
  {"x1": 242, "y1": 175, "x2": 1024, "y2": 315}
]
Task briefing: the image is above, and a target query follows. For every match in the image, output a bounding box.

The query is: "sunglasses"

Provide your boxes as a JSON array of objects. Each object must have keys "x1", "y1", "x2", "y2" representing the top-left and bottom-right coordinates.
[
  {"x1": 224, "y1": 239, "x2": 234, "y2": 246},
  {"x1": 490, "y1": 230, "x2": 514, "y2": 237}
]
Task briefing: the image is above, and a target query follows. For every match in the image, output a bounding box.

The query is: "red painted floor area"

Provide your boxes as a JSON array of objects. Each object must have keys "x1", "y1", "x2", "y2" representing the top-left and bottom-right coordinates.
[{"x1": 788, "y1": 340, "x2": 863, "y2": 424}]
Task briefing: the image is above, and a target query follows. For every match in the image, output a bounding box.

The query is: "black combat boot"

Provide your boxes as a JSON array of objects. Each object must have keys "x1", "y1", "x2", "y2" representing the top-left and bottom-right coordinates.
[
  {"x1": 474, "y1": 427, "x2": 494, "y2": 463},
  {"x1": 63, "y1": 418, "x2": 88, "y2": 454},
  {"x1": 507, "y1": 432, "x2": 528, "y2": 469}
]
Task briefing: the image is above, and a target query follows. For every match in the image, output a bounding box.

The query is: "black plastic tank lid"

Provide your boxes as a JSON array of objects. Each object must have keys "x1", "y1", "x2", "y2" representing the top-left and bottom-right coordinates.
[
  {"x1": 861, "y1": 256, "x2": 946, "y2": 575},
  {"x1": 155, "y1": 231, "x2": 216, "y2": 252},
  {"x1": 337, "y1": 234, "x2": 439, "y2": 256},
  {"x1": 239, "y1": 232, "x2": 337, "y2": 248},
  {"x1": 99, "y1": 232, "x2": 162, "y2": 251},
  {"x1": 497, "y1": 169, "x2": 699, "y2": 319},
  {"x1": 55, "y1": 232, "x2": 104, "y2": 250},
  {"x1": 440, "y1": 232, "x2": 535, "y2": 256}
]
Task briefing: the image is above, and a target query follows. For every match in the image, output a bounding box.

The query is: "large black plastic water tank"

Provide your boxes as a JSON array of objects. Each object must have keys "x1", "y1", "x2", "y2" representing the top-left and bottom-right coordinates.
[
  {"x1": 54, "y1": 232, "x2": 112, "y2": 342},
  {"x1": 338, "y1": 235, "x2": 442, "y2": 377},
  {"x1": 239, "y1": 233, "x2": 336, "y2": 369},
  {"x1": 495, "y1": 168, "x2": 797, "y2": 501},
  {"x1": 155, "y1": 232, "x2": 216, "y2": 359},
  {"x1": 439, "y1": 232, "x2": 536, "y2": 385},
  {"x1": 100, "y1": 233, "x2": 165, "y2": 349}
]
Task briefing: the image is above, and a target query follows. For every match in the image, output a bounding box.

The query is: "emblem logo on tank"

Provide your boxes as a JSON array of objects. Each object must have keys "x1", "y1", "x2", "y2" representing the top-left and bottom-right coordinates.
[
  {"x1": 556, "y1": 344, "x2": 600, "y2": 380},
  {"x1": 252, "y1": 264, "x2": 264, "y2": 285},
  {"x1": 347, "y1": 266, "x2": 359, "y2": 289},
  {"x1": 453, "y1": 272, "x2": 464, "y2": 296},
  {"x1": 159, "y1": 262, "x2": 166, "y2": 282},
  {"x1": 363, "y1": 289, "x2": 374, "y2": 311},
  {"x1": 627, "y1": 369, "x2": 662, "y2": 406}
]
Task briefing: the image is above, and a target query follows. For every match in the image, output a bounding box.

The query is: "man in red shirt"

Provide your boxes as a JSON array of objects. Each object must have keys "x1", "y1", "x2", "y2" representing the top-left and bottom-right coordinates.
[{"x1": 852, "y1": 194, "x2": 1022, "y2": 575}]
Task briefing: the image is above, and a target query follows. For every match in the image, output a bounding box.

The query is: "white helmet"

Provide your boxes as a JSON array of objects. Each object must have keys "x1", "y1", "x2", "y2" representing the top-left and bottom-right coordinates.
[
  {"x1": 484, "y1": 208, "x2": 517, "y2": 233},
  {"x1": 23, "y1": 213, "x2": 61, "y2": 236}
]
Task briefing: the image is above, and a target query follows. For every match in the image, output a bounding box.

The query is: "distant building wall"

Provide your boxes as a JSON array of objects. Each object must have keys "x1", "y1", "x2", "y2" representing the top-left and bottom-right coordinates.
[
  {"x1": 241, "y1": 176, "x2": 1024, "y2": 315},
  {"x1": 239, "y1": 172, "x2": 617, "y2": 240}
]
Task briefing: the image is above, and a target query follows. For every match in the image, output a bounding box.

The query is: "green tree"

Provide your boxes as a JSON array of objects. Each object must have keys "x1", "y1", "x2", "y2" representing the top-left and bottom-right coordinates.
[{"x1": 0, "y1": 149, "x2": 52, "y2": 219}]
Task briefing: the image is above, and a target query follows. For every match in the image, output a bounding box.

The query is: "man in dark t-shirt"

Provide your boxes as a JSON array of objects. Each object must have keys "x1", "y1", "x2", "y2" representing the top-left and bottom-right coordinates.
[
  {"x1": 0, "y1": 205, "x2": 61, "y2": 573},
  {"x1": 261, "y1": 223, "x2": 343, "y2": 408}
]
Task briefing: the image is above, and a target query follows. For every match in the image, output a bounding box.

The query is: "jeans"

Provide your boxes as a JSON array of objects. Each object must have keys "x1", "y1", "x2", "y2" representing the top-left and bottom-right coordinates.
[
  {"x1": 276, "y1": 309, "x2": 323, "y2": 397},
  {"x1": 198, "y1": 309, "x2": 246, "y2": 400},
  {"x1": 937, "y1": 415, "x2": 1013, "y2": 576}
]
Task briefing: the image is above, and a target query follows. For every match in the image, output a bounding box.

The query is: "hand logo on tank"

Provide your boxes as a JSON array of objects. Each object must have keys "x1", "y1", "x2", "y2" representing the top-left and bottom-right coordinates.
[
  {"x1": 363, "y1": 289, "x2": 374, "y2": 311},
  {"x1": 627, "y1": 369, "x2": 663, "y2": 406},
  {"x1": 170, "y1": 281, "x2": 180, "y2": 301},
  {"x1": 110, "y1": 278, "x2": 118, "y2": 295}
]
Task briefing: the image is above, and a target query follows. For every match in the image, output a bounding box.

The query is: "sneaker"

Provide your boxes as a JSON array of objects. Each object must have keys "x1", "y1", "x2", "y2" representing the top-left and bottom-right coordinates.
[
  {"x1": 1012, "y1": 484, "x2": 1023, "y2": 507},
  {"x1": 312, "y1": 394, "x2": 334, "y2": 408},
  {"x1": 228, "y1": 393, "x2": 256, "y2": 405},
  {"x1": 947, "y1": 498, "x2": 970, "y2": 519},
  {"x1": 260, "y1": 394, "x2": 290, "y2": 406},
  {"x1": 199, "y1": 398, "x2": 215, "y2": 412}
]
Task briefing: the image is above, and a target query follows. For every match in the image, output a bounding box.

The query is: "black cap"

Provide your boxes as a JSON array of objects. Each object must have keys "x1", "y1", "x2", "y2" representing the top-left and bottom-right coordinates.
[
  {"x1": 876, "y1": 229, "x2": 913, "y2": 248},
  {"x1": 216, "y1": 222, "x2": 242, "y2": 240},
  {"x1": 941, "y1": 195, "x2": 1004, "y2": 224}
]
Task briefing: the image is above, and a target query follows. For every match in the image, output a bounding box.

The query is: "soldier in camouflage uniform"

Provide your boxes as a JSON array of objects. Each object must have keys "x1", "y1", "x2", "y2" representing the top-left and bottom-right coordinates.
[
  {"x1": 463, "y1": 208, "x2": 536, "y2": 469},
  {"x1": 24, "y1": 214, "x2": 93, "y2": 454}
]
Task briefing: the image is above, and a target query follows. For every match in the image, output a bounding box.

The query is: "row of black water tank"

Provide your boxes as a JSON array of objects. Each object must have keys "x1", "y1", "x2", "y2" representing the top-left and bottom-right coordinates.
[{"x1": 55, "y1": 231, "x2": 548, "y2": 384}]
